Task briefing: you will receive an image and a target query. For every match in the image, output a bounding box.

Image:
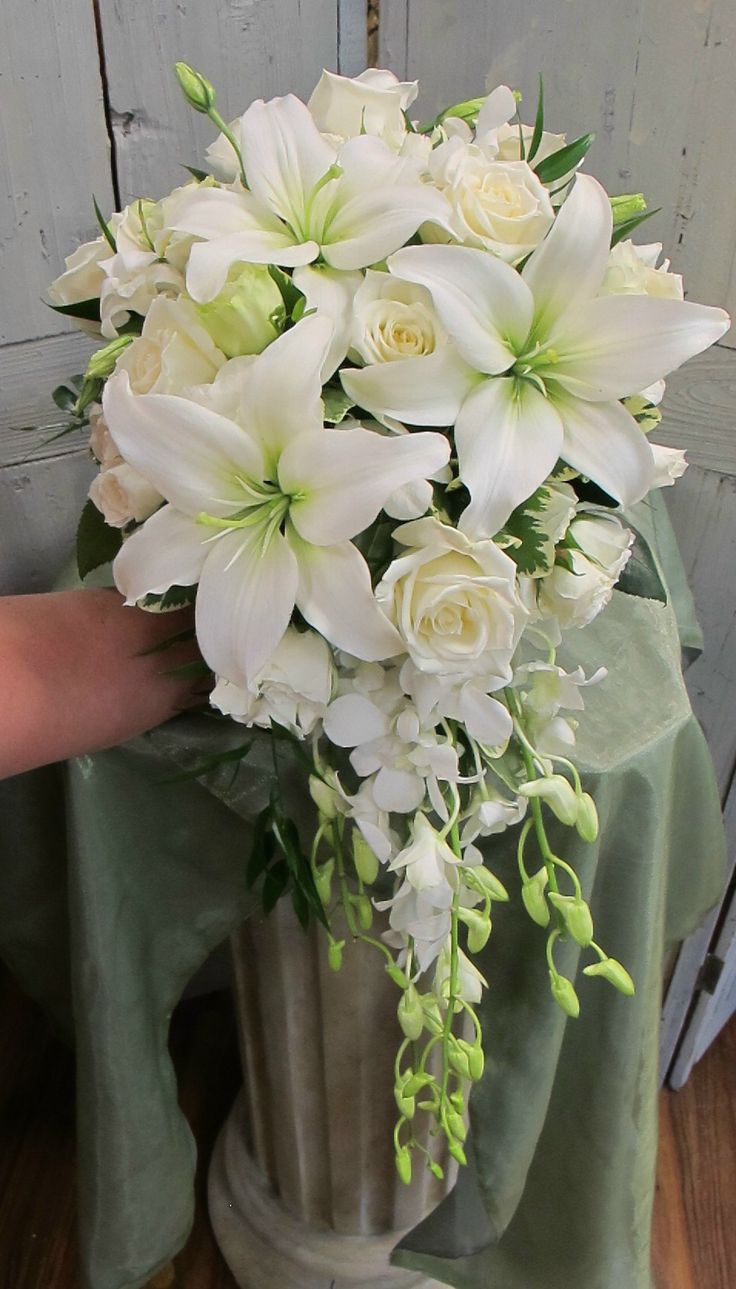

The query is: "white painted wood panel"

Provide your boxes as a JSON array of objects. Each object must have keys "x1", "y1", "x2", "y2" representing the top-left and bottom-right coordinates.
[
  {"x1": 0, "y1": 451, "x2": 95, "y2": 595},
  {"x1": 657, "y1": 346, "x2": 736, "y2": 476},
  {"x1": 0, "y1": 0, "x2": 115, "y2": 346},
  {"x1": 0, "y1": 332, "x2": 97, "y2": 466},
  {"x1": 96, "y1": 0, "x2": 351, "y2": 207},
  {"x1": 380, "y1": 0, "x2": 736, "y2": 343}
]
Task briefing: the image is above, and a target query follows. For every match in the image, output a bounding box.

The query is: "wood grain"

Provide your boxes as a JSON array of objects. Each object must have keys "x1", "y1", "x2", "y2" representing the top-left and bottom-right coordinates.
[{"x1": 0, "y1": 965, "x2": 734, "y2": 1288}]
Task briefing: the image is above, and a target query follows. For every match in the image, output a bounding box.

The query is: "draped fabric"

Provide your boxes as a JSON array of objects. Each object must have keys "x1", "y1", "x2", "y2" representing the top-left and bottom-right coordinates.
[{"x1": 0, "y1": 494, "x2": 724, "y2": 1289}]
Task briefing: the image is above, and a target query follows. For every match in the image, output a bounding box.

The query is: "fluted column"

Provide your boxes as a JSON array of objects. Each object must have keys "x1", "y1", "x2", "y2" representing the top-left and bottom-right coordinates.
[{"x1": 208, "y1": 899, "x2": 455, "y2": 1288}]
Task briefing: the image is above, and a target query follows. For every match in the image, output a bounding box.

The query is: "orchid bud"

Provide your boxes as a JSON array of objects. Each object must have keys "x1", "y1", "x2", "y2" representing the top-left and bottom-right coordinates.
[
  {"x1": 584, "y1": 957, "x2": 635, "y2": 996},
  {"x1": 386, "y1": 961, "x2": 410, "y2": 991},
  {"x1": 352, "y1": 832, "x2": 379, "y2": 885},
  {"x1": 519, "y1": 775, "x2": 579, "y2": 826},
  {"x1": 466, "y1": 865, "x2": 509, "y2": 902},
  {"x1": 403, "y1": 1071, "x2": 434, "y2": 1097},
  {"x1": 450, "y1": 1090, "x2": 465, "y2": 1113},
  {"x1": 314, "y1": 858, "x2": 334, "y2": 908},
  {"x1": 447, "y1": 1140, "x2": 467, "y2": 1167},
  {"x1": 548, "y1": 892, "x2": 594, "y2": 947},
  {"x1": 468, "y1": 1045, "x2": 485, "y2": 1081},
  {"x1": 458, "y1": 907, "x2": 492, "y2": 953},
  {"x1": 355, "y1": 893, "x2": 374, "y2": 931},
  {"x1": 446, "y1": 1110, "x2": 467, "y2": 1142},
  {"x1": 549, "y1": 971, "x2": 580, "y2": 1018},
  {"x1": 575, "y1": 792, "x2": 599, "y2": 842},
  {"x1": 398, "y1": 984, "x2": 424, "y2": 1041},
  {"x1": 428, "y1": 1160, "x2": 445, "y2": 1181},
  {"x1": 395, "y1": 1147, "x2": 412, "y2": 1185},
  {"x1": 327, "y1": 938, "x2": 345, "y2": 972},
  {"x1": 394, "y1": 1086, "x2": 416, "y2": 1118},
  {"x1": 175, "y1": 62, "x2": 216, "y2": 113},
  {"x1": 448, "y1": 1043, "x2": 471, "y2": 1080},
  {"x1": 522, "y1": 869, "x2": 550, "y2": 927}
]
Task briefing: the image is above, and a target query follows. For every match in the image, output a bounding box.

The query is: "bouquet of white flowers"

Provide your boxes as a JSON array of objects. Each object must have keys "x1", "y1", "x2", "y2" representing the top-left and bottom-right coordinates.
[{"x1": 47, "y1": 63, "x2": 728, "y2": 1183}]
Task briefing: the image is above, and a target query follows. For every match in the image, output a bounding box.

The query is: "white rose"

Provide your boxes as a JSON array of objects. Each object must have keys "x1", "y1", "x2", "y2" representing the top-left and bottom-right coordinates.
[
  {"x1": 88, "y1": 404, "x2": 121, "y2": 468},
  {"x1": 377, "y1": 517, "x2": 527, "y2": 679},
  {"x1": 115, "y1": 296, "x2": 225, "y2": 395},
  {"x1": 308, "y1": 68, "x2": 418, "y2": 151},
  {"x1": 211, "y1": 628, "x2": 335, "y2": 737},
  {"x1": 600, "y1": 240, "x2": 684, "y2": 300},
  {"x1": 100, "y1": 254, "x2": 185, "y2": 339},
  {"x1": 88, "y1": 462, "x2": 163, "y2": 528},
  {"x1": 650, "y1": 443, "x2": 688, "y2": 488},
  {"x1": 568, "y1": 512, "x2": 634, "y2": 580},
  {"x1": 350, "y1": 270, "x2": 443, "y2": 365},
  {"x1": 424, "y1": 141, "x2": 554, "y2": 262},
  {"x1": 538, "y1": 552, "x2": 615, "y2": 630}
]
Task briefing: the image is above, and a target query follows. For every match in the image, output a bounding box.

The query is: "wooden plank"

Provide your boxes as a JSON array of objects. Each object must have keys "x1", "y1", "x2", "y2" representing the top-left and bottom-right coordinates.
[
  {"x1": 656, "y1": 346, "x2": 736, "y2": 477},
  {"x1": 338, "y1": 0, "x2": 369, "y2": 76},
  {"x1": 0, "y1": 452, "x2": 95, "y2": 595},
  {"x1": 0, "y1": 333, "x2": 97, "y2": 467},
  {"x1": 0, "y1": 0, "x2": 114, "y2": 346},
  {"x1": 652, "y1": 1095, "x2": 698, "y2": 1289},
  {"x1": 96, "y1": 0, "x2": 341, "y2": 207},
  {"x1": 379, "y1": 0, "x2": 736, "y2": 342}
]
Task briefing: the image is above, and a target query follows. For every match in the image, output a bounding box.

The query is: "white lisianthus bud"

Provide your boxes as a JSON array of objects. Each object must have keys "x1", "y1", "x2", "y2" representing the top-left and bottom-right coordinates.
[
  {"x1": 518, "y1": 775, "x2": 579, "y2": 826},
  {"x1": 424, "y1": 140, "x2": 554, "y2": 263},
  {"x1": 210, "y1": 628, "x2": 335, "y2": 737},
  {"x1": 568, "y1": 513, "x2": 634, "y2": 581},
  {"x1": 194, "y1": 263, "x2": 282, "y2": 357},
  {"x1": 599, "y1": 240, "x2": 684, "y2": 300},
  {"x1": 175, "y1": 62, "x2": 216, "y2": 114},
  {"x1": 308, "y1": 68, "x2": 418, "y2": 151},
  {"x1": 494, "y1": 122, "x2": 567, "y2": 167},
  {"x1": 88, "y1": 462, "x2": 163, "y2": 528},
  {"x1": 377, "y1": 517, "x2": 527, "y2": 680},
  {"x1": 48, "y1": 237, "x2": 111, "y2": 332},
  {"x1": 99, "y1": 255, "x2": 185, "y2": 339},
  {"x1": 116, "y1": 296, "x2": 225, "y2": 395},
  {"x1": 649, "y1": 443, "x2": 688, "y2": 489}
]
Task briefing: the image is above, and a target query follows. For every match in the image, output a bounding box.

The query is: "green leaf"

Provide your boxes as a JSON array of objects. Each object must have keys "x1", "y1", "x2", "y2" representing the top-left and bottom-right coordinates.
[
  {"x1": 52, "y1": 383, "x2": 79, "y2": 412},
  {"x1": 46, "y1": 297, "x2": 101, "y2": 323},
  {"x1": 182, "y1": 164, "x2": 209, "y2": 181},
  {"x1": 616, "y1": 527, "x2": 668, "y2": 605},
  {"x1": 291, "y1": 884, "x2": 310, "y2": 929},
  {"x1": 93, "y1": 194, "x2": 117, "y2": 252},
  {"x1": 262, "y1": 861, "x2": 290, "y2": 914},
  {"x1": 323, "y1": 384, "x2": 355, "y2": 424},
  {"x1": 76, "y1": 498, "x2": 123, "y2": 579},
  {"x1": 527, "y1": 76, "x2": 545, "y2": 162},
  {"x1": 161, "y1": 658, "x2": 212, "y2": 680},
  {"x1": 137, "y1": 626, "x2": 196, "y2": 656},
  {"x1": 610, "y1": 207, "x2": 661, "y2": 247},
  {"x1": 139, "y1": 584, "x2": 197, "y2": 611},
  {"x1": 267, "y1": 264, "x2": 303, "y2": 316},
  {"x1": 160, "y1": 740, "x2": 253, "y2": 784},
  {"x1": 500, "y1": 485, "x2": 557, "y2": 576},
  {"x1": 534, "y1": 133, "x2": 595, "y2": 184}
]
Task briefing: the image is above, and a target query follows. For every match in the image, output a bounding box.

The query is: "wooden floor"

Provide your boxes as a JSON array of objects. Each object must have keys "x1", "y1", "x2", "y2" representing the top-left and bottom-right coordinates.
[{"x1": 0, "y1": 964, "x2": 734, "y2": 1288}]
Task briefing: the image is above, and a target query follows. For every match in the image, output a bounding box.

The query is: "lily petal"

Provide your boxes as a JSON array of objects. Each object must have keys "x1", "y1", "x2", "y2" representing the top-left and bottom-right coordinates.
[
  {"x1": 196, "y1": 527, "x2": 298, "y2": 686},
  {"x1": 340, "y1": 346, "x2": 479, "y2": 427},
  {"x1": 103, "y1": 371, "x2": 264, "y2": 517},
  {"x1": 238, "y1": 94, "x2": 336, "y2": 227},
  {"x1": 389, "y1": 244, "x2": 532, "y2": 374},
  {"x1": 281, "y1": 425, "x2": 450, "y2": 545},
  {"x1": 112, "y1": 505, "x2": 208, "y2": 604},
  {"x1": 323, "y1": 184, "x2": 453, "y2": 271},
  {"x1": 293, "y1": 264, "x2": 363, "y2": 379},
  {"x1": 456, "y1": 377, "x2": 564, "y2": 537},
  {"x1": 186, "y1": 231, "x2": 319, "y2": 303},
  {"x1": 236, "y1": 314, "x2": 333, "y2": 469},
  {"x1": 292, "y1": 533, "x2": 403, "y2": 660},
  {"x1": 523, "y1": 173, "x2": 612, "y2": 334},
  {"x1": 555, "y1": 392, "x2": 656, "y2": 506},
  {"x1": 547, "y1": 294, "x2": 730, "y2": 402}
]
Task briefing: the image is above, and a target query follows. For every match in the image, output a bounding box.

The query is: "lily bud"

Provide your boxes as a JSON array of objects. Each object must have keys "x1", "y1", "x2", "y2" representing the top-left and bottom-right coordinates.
[
  {"x1": 522, "y1": 868, "x2": 550, "y2": 927},
  {"x1": 575, "y1": 792, "x2": 599, "y2": 842},
  {"x1": 314, "y1": 858, "x2": 334, "y2": 908},
  {"x1": 458, "y1": 907, "x2": 492, "y2": 953},
  {"x1": 327, "y1": 938, "x2": 345, "y2": 972},
  {"x1": 175, "y1": 62, "x2": 216, "y2": 113},
  {"x1": 395, "y1": 1147, "x2": 412, "y2": 1184},
  {"x1": 549, "y1": 971, "x2": 580, "y2": 1018},
  {"x1": 584, "y1": 957, "x2": 635, "y2": 996},
  {"x1": 548, "y1": 892, "x2": 594, "y2": 947},
  {"x1": 398, "y1": 984, "x2": 425, "y2": 1041},
  {"x1": 352, "y1": 832, "x2": 379, "y2": 885},
  {"x1": 519, "y1": 775, "x2": 579, "y2": 826}
]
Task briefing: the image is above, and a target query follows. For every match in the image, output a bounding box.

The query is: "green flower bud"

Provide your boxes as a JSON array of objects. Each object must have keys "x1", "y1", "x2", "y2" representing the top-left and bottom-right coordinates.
[
  {"x1": 394, "y1": 1087, "x2": 416, "y2": 1118},
  {"x1": 175, "y1": 62, "x2": 216, "y2": 113},
  {"x1": 446, "y1": 1110, "x2": 467, "y2": 1141},
  {"x1": 522, "y1": 868, "x2": 550, "y2": 927},
  {"x1": 458, "y1": 907, "x2": 491, "y2": 953},
  {"x1": 352, "y1": 832, "x2": 379, "y2": 885},
  {"x1": 583, "y1": 957, "x2": 635, "y2": 996},
  {"x1": 548, "y1": 892, "x2": 594, "y2": 947},
  {"x1": 549, "y1": 971, "x2": 580, "y2": 1018},
  {"x1": 610, "y1": 192, "x2": 647, "y2": 226},
  {"x1": 395, "y1": 1147, "x2": 412, "y2": 1185},
  {"x1": 328, "y1": 938, "x2": 345, "y2": 972},
  {"x1": 403, "y1": 1071, "x2": 434, "y2": 1097},
  {"x1": 449, "y1": 1090, "x2": 465, "y2": 1113},
  {"x1": 86, "y1": 335, "x2": 134, "y2": 380},
  {"x1": 448, "y1": 1045, "x2": 471, "y2": 1080},
  {"x1": 386, "y1": 961, "x2": 410, "y2": 991},
  {"x1": 309, "y1": 774, "x2": 339, "y2": 820},
  {"x1": 398, "y1": 984, "x2": 425, "y2": 1041},
  {"x1": 439, "y1": 96, "x2": 486, "y2": 125},
  {"x1": 447, "y1": 1139, "x2": 467, "y2": 1167},
  {"x1": 194, "y1": 263, "x2": 281, "y2": 358},
  {"x1": 575, "y1": 792, "x2": 599, "y2": 843},
  {"x1": 355, "y1": 893, "x2": 374, "y2": 931},
  {"x1": 428, "y1": 1160, "x2": 445, "y2": 1181},
  {"x1": 519, "y1": 775, "x2": 579, "y2": 827},
  {"x1": 314, "y1": 858, "x2": 334, "y2": 908},
  {"x1": 467, "y1": 1045, "x2": 485, "y2": 1081},
  {"x1": 467, "y1": 865, "x2": 510, "y2": 902}
]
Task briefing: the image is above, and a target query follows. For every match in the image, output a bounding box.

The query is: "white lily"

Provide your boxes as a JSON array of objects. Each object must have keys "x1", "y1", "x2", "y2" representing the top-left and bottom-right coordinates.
[
  {"x1": 101, "y1": 315, "x2": 450, "y2": 686},
  {"x1": 171, "y1": 93, "x2": 450, "y2": 302},
  {"x1": 340, "y1": 174, "x2": 729, "y2": 534}
]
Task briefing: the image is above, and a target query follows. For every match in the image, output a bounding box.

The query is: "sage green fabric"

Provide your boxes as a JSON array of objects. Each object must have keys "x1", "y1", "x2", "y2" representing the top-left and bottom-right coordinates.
[{"x1": 0, "y1": 494, "x2": 725, "y2": 1289}]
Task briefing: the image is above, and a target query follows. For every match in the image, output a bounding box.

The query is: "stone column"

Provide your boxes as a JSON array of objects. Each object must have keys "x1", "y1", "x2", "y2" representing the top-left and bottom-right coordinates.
[{"x1": 208, "y1": 900, "x2": 455, "y2": 1288}]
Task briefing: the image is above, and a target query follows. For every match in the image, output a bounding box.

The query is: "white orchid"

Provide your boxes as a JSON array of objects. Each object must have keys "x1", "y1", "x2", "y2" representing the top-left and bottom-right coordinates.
[
  {"x1": 170, "y1": 93, "x2": 450, "y2": 303},
  {"x1": 102, "y1": 315, "x2": 449, "y2": 687},
  {"x1": 340, "y1": 174, "x2": 729, "y2": 535}
]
